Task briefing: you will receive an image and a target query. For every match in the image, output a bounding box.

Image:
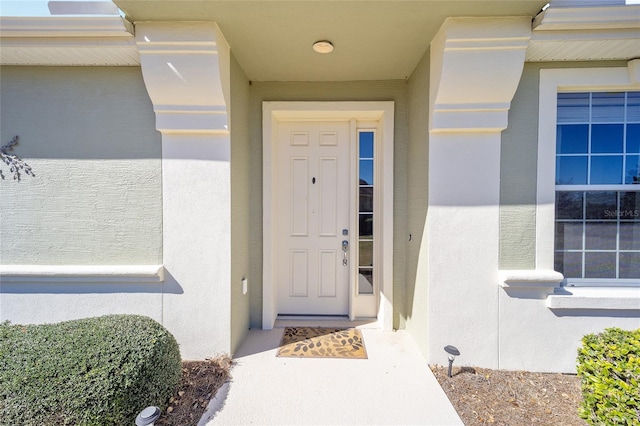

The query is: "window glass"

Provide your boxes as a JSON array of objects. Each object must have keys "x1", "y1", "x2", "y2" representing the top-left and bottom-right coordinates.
[
  {"x1": 620, "y1": 222, "x2": 640, "y2": 250},
  {"x1": 359, "y1": 187, "x2": 373, "y2": 213},
  {"x1": 555, "y1": 222, "x2": 582, "y2": 250},
  {"x1": 357, "y1": 131, "x2": 375, "y2": 295},
  {"x1": 557, "y1": 93, "x2": 589, "y2": 123},
  {"x1": 556, "y1": 124, "x2": 588, "y2": 154},
  {"x1": 591, "y1": 124, "x2": 623, "y2": 153},
  {"x1": 585, "y1": 191, "x2": 616, "y2": 219},
  {"x1": 585, "y1": 222, "x2": 617, "y2": 250},
  {"x1": 556, "y1": 191, "x2": 584, "y2": 220},
  {"x1": 359, "y1": 160, "x2": 373, "y2": 185},
  {"x1": 556, "y1": 156, "x2": 588, "y2": 185},
  {"x1": 627, "y1": 124, "x2": 640, "y2": 154},
  {"x1": 626, "y1": 155, "x2": 640, "y2": 184},
  {"x1": 619, "y1": 253, "x2": 640, "y2": 278},
  {"x1": 358, "y1": 269, "x2": 374, "y2": 294},
  {"x1": 584, "y1": 252, "x2": 616, "y2": 278},
  {"x1": 359, "y1": 132, "x2": 374, "y2": 158},
  {"x1": 620, "y1": 191, "x2": 640, "y2": 213},
  {"x1": 627, "y1": 92, "x2": 640, "y2": 122},
  {"x1": 554, "y1": 251, "x2": 582, "y2": 278},
  {"x1": 592, "y1": 92, "x2": 625, "y2": 123},
  {"x1": 590, "y1": 156, "x2": 623, "y2": 184}
]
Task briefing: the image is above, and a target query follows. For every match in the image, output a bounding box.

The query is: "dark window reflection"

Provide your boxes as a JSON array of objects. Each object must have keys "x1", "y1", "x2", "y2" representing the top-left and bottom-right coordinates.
[
  {"x1": 585, "y1": 191, "x2": 616, "y2": 219},
  {"x1": 359, "y1": 186, "x2": 373, "y2": 212},
  {"x1": 359, "y1": 214, "x2": 373, "y2": 239},
  {"x1": 556, "y1": 192, "x2": 584, "y2": 220}
]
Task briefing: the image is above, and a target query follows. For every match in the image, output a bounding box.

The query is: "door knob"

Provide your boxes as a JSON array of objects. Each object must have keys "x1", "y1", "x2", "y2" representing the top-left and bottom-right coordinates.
[{"x1": 342, "y1": 240, "x2": 349, "y2": 266}]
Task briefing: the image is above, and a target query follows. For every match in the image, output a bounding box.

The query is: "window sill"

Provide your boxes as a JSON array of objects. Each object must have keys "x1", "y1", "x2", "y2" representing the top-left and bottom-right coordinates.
[
  {"x1": 546, "y1": 287, "x2": 640, "y2": 310},
  {"x1": 0, "y1": 265, "x2": 165, "y2": 283},
  {"x1": 499, "y1": 269, "x2": 564, "y2": 290}
]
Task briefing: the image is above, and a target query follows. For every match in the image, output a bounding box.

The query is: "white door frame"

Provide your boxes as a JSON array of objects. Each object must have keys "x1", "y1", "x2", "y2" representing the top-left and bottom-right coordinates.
[{"x1": 262, "y1": 101, "x2": 394, "y2": 331}]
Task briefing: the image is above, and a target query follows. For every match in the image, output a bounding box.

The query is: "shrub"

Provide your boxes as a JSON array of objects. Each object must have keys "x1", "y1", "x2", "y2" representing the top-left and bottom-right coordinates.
[
  {"x1": 0, "y1": 315, "x2": 181, "y2": 425},
  {"x1": 577, "y1": 327, "x2": 640, "y2": 425}
]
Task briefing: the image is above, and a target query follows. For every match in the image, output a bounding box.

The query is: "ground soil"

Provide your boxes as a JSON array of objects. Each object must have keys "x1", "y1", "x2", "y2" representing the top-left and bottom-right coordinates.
[
  {"x1": 156, "y1": 356, "x2": 232, "y2": 426},
  {"x1": 431, "y1": 365, "x2": 586, "y2": 425},
  {"x1": 156, "y1": 356, "x2": 585, "y2": 425}
]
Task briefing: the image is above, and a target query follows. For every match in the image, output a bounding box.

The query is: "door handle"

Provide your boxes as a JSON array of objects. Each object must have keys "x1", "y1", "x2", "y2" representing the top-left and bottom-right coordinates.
[{"x1": 342, "y1": 240, "x2": 349, "y2": 266}]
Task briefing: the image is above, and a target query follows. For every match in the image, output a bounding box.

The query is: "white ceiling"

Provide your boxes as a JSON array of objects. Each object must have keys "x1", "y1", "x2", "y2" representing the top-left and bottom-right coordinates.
[{"x1": 114, "y1": 0, "x2": 548, "y2": 81}]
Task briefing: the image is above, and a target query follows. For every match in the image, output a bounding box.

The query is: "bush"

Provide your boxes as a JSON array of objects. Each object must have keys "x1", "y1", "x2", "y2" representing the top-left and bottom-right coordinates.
[
  {"x1": 0, "y1": 315, "x2": 181, "y2": 425},
  {"x1": 577, "y1": 327, "x2": 640, "y2": 425}
]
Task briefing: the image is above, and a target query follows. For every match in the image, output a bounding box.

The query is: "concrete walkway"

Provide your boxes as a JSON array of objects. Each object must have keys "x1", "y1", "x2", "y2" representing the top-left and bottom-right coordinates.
[{"x1": 202, "y1": 320, "x2": 463, "y2": 425}]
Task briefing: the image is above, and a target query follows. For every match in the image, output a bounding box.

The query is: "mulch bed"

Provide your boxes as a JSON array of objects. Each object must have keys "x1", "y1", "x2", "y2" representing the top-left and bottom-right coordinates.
[
  {"x1": 430, "y1": 365, "x2": 586, "y2": 425},
  {"x1": 156, "y1": 356, "x2": 232, "y2": 426}
]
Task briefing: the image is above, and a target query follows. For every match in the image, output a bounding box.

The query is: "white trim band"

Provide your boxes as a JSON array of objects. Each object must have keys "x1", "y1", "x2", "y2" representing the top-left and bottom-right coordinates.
[
  {"x1": 499, "y1": 269, "x2": 564, "y2": 289},
  {"x1": 0, "y1": 265, "x2": 165, "y2": 283},
  {"x1": 547, "y1": 287, "x2": 640, "y2": 310}
]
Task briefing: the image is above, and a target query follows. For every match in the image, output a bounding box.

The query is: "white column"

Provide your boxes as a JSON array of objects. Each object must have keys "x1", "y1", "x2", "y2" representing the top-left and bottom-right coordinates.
[
  {"x1": 427, "y1": 17, "x2": 530, "y2": 368},
  {"x1": 136, "y1": 22, "x2": 232, "y2": 358}
]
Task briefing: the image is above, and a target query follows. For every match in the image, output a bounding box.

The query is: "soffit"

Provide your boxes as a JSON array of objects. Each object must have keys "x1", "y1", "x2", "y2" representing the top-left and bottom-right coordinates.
[
  {"x1": 0, "y1": 16, "x2": 139, "y2": 66},
  {"x1": 114, "y1": 0, "x2": 546, "y2": 81},
  {"x1": 526, "y1": 4, "x2": 640, "y2": 62}
]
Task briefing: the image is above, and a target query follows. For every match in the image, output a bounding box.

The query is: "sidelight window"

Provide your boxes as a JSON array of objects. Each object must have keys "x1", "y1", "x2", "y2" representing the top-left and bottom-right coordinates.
[{"x1": 357, "y1": 131, "x2": 375, "y2": 294}]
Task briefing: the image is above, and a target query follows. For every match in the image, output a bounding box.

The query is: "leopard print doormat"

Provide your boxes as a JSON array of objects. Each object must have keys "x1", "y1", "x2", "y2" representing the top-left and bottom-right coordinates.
[{"x1": 276, "y1": 327, "x2": 367, "y2": 359}]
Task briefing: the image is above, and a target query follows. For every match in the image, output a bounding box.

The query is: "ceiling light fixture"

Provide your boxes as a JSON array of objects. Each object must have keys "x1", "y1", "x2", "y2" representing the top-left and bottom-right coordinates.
[{"x1": 313, "y1": 40, "x2": 334, "y2": 54}]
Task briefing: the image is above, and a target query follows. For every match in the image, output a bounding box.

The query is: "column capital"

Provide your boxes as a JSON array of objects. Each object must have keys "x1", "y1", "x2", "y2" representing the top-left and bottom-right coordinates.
[
  {"x1": 430, "y1": 17, "x2": 531, "y2": 133},
  {"x1": 135, "y1": 22, "x2": 230, "y2": 134}
]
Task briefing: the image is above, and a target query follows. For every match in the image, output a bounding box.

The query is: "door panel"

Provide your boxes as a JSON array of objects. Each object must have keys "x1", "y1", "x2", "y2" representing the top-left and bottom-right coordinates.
[{"x1": 276, "y1": 121, "x2": 350, "y2": 315}]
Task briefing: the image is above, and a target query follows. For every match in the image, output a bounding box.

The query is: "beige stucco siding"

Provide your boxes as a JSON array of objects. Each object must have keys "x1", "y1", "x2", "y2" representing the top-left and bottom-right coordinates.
[
  {"x1": 0, "y1": 66, "x2": 162, "y2": 265},
  {"x1": 499, "y1": 61, "x2": 627, "y2": 269},
  {"x1": 247, "y1": 80, "x2": 409, "y2": 329},
  {"x1": 230, "y1": 54, "x2": 251, "y2": 353},
  {"x1": 404, "y1": 47, "x2": 430, "y2": 355}
]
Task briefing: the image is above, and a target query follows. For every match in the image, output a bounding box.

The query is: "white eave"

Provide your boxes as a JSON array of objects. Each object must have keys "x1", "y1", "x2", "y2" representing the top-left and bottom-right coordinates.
[
  {"x1": 0, "y1": 16, "x2": 139, "y2": 66},
  {"x1": 527, "y1": 4, "x2": 640, "y2": 62}
]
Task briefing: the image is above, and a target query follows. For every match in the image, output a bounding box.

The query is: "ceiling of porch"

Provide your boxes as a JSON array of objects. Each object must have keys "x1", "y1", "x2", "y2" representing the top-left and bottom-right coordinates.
[{"x1": 114, "y1": 0, "x2": 547, "y2": 82}]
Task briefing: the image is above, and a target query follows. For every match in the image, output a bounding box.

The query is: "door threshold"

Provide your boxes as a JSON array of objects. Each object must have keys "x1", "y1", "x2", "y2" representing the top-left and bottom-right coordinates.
[{"x1": 275, "y1": 315, "x2": 379, "y2": 329}]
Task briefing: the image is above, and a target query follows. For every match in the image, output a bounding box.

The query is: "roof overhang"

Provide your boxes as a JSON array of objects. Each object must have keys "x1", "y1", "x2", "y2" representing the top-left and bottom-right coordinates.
[
  {"x1": 2, "y1": 1, "x2": 639, "y2": 79},
  {"x1": 527, "y1": 4, "x2": 640, "y2": 62},
  {"x1": 0, "y1": 15, "x2": 138, "y2": 66}
]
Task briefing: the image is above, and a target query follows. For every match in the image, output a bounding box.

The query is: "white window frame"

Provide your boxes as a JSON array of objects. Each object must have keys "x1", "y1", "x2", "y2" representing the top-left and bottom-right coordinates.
[{"x1": 536, "y1": 65, "x2": 640, "y2": 287}]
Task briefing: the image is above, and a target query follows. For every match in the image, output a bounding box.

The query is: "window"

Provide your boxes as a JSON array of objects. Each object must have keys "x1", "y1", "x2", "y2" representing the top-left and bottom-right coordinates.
[
  {"x1": 554, "y1": 92, "x2": 640, "y2": 281},
  {"x1": 357, "y1": 130, "x2": 375, "y2": 295}
]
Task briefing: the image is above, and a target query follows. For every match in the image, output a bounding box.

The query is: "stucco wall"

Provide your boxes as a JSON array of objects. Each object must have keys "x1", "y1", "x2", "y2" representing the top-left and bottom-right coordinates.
[
  {"x1": 405, "y1": 48, "x2": 431, "y2": 355},
  {"x1": 0, "y1": 66, "x2": 162, "y2": 265},
  {"x1": 247, "y1": 81, "x2": 409, "y2": 329},
  {"x1": 0, "y1": 66, "x2": 164, "y2": 329},
  {"x1": 230, "y1": 54, "x2": 251, "y2": 353}
]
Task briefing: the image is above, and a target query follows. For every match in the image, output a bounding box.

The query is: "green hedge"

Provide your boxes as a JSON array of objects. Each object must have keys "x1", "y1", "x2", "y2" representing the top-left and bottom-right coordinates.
[
  {"x1": 577, "y1": 327, "x2": 640, "y2": 425},
  {"x1": 0, "y1": 315, "x2": 181, "y2": 425}
]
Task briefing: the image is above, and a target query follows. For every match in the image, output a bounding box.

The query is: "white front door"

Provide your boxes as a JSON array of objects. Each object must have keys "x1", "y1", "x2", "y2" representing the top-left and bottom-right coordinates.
[{"x1": 275, "y1": 121, "x2": 351, "y2": 315}]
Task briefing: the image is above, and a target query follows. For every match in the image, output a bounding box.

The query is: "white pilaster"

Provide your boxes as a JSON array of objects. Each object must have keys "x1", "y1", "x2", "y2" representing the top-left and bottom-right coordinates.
[
  {"x1": 427, "y1": 18, "x2": 530, "y2": 369},
  {"x1": 136, "y1": 22, "x2": 231, "y2": 358}
]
